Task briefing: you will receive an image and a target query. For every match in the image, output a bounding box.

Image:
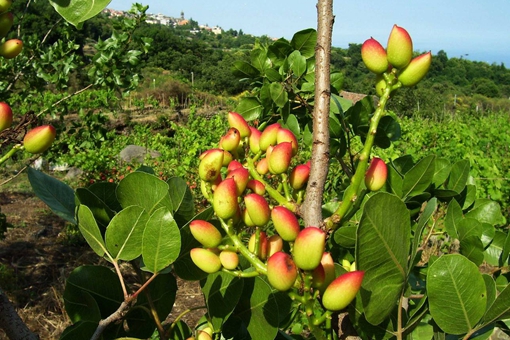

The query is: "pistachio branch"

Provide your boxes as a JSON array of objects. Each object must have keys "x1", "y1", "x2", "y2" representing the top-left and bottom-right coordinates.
[{"x1": 302, "y1": 0, "x2": 334, "y2": 228}]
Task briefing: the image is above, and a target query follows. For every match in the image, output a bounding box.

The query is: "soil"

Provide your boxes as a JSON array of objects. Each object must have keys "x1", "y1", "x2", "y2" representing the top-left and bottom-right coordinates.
[{"x1": 0, "y1": 180, "x2": 204, "y2": 339}]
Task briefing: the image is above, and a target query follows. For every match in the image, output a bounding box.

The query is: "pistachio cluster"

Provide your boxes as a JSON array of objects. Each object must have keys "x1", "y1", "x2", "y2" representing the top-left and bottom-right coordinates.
[
  {"x1": 362, "y1": 24, "x2": 432, "y2": 95},
  {"x1": 193, "y1": 112, "x2": 364, "y2": 313}
]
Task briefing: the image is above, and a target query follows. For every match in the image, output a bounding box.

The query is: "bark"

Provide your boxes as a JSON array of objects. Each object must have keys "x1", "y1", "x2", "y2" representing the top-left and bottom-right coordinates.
[
  {"x1": 0, "y1": 289, "x2": 39, "y2": 340},
  {"x1": 302, "y1": 0, "x2": 334, "y2": 228}
]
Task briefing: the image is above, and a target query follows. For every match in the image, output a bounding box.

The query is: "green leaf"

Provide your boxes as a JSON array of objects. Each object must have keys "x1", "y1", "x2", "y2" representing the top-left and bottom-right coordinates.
[
  {"x1": 267, "y1": 39, "x2": 293, "y2": 66},
  {"x1": 49, "y1": 0, "x2": 112, "y2": 27},
  {"x1": 402, "y1": 155, "x2": 436, "y2": 199},
  {"x1": 234, "y1": 277, "x2": 280, "y2": 340},
  {"x1": 410, "y1": 198, "x2": 437, "y2": 270},
  {"x1": 142, "y1": 207, "x2": 181, "y2": 273},
  {"x1": 444, "y1": 199, "x2": 463, "y2": 239},
  {"x1": 77, "y1": 204, "x2": 107, "y2": 257},
  {"x1": 484, "y1": 231, "x2": 507, "y2": 266},
  {"x1": 461, "y1": 184, "x2": 477, "y2": 210},
  {"x1": 465, "y1": 199, "x2": 505, "y2": 226},
  {"x1": 87, "y1": 181, "x2": 121, "y2": 212},
  {"x1": 433, "y1": 158, "x2": 452, "y2": 188},
  {"x1": 75, "y1": 188, "x2": 114, "y2": 229},
  {"x1": 334, "y1": 225, "x2": 357, "y2": 248},
  {"x1": 64, "y1": 265, "x2": 123, "y2": 319},
  {"x1": 386, "y1": 163, "x2": 403, "y2": 197},
  {"x1": 460, "y1": 236, "x2": 484, "y2": 265},
  {"x1": 63, "y1": 287, "x2": 101, "y2": 323},
  {"x1": 60, "y1": 321, "x2": 98, "y2": 340},
  {"x1": 201, "y1": 272, "x2": 244, "y2": 331},
  {"x1": 482, "y1": 282, "x2": 510, "y2": 324},
  {"x1": 427, "y1": 254, "x2": 487, "y2": 335},
  {"x1": 482, "y1": 274, "x2": 497, "y2": 315},
  {"x1": 105, "y1": 205, "x2": 149, "y2": 261},
  {"x1": 27, "y1": 167, "x2": 76, "y2": 224},
  {"x1": 446, "y1": 160, "x2": 470, "y2": 194},
  {"x1": 357, "y1": 192, "x2": 410, "y2": 325},
  {"x1": 232, "y1": 60, "x2": 260, "y2": 78},
  {"x1": 167, "y1": 177, "x2": 195, "y2": 226},
  {"x1": 290, "y1": 29, "x2": 317, "y2": 59},
  {"x1": 270, "y1": 82, "x2": 288, "y2": 108},
  {"x1": 280, "y1": 114, "x2": 300, "y2": 137},
  {"x1": 126, "y1": 273, "x2": 177, "y2": 338},
  {"x1": 502, "y1": 231, "x2": 510, "y2": 266},
  {"x1": 236, "y1": 97, "x2": 264, "y2": 121},
  {"x1": 264, "y1": 68, "x2": 282, "y2": 82},
  {"x1": 251, "y1": 48, "x2": 271, "y2": 72},
  {"x1": 288, "y1": 50, "x2": 306, "y2": 77},
  {"x1": 330, "y1": 72, "x2": 344, "y2": 92},
  {"x1": 116, "y1": 171, "x2": 169, "y2": 214}
]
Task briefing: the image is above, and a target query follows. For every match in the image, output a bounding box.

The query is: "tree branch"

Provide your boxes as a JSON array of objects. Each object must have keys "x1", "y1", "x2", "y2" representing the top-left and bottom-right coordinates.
[{"x1": 302, "y1": 0, "x2": 334, "y2": 228}]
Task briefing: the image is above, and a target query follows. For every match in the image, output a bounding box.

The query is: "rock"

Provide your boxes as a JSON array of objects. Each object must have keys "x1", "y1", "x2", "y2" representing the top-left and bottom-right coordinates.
[
  {"x1": 119, "y1": 145, "x2": 161, "y2": 163},
  {"x1": 64, "y1": 167, "x2": 84, "y2": 180},
  {"x1": 32, "y1": 157, "x2": 49, "y2": 171}
]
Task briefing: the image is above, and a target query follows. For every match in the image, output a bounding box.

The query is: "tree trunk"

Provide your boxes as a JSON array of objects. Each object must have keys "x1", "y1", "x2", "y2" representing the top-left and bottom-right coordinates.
[{"x1": 0, "y1": 288, "x2": 39, "y2": 340}]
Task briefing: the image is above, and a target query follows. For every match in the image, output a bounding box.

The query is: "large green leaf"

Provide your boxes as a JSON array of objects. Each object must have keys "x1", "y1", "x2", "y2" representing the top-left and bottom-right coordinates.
[
  {"x1": 236, "y1": 97, "x2": 264, "y2": 121},
  {"x1": 234, "y1": 277, "x2": 280, "y2": 340},
  {"x1": 142, "y1": 207, "x2": 181, "y2": 273},
  {"x1": 105, "y1": 205, "x2": 149, "y2": 261},
  {"x1": 402, "y1": 155, "x2": 436, "y2": 199},
  {"x1": 27, "y1": 167, "x2": 76, "y2": 224},
  {"x1": 168, "y1": 177, "x2": 195, "y2": 226},
  {"x1": 77, "y1": 204, "x2": 107, "y2": 257},
  {"x1": 290, "y1": 29, "x2": 317, "y2": 59},
  {"x1": 116, "y1": 171, "x2": 169, "y2": 214},
  {"x1": 49, "y1": 0, "x2": 112, "y2": 27},
  {"x1": 357, "y1": 192, "x2": 410, "y2": 325},
  {"x1": 446, "y1": 159, "x2": 470, "y2": 194},
  {"x1": 427, "y1": 254, "x2": 486, "y2": 335},
  {"x1": 201, "y1": 272, "x2": 244, "y2": 331},
  {"x1": 465, "y1": 199, "x2": 505, "y2": 226},
  {"x1": 64, "y1": 266, "x2": 123, "y2": 320}
]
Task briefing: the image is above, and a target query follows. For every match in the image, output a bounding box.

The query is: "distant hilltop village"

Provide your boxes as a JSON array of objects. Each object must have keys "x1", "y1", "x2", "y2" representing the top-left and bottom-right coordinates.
[{"x1": 102, "y1": 8, "x2": 223, "y2": 35}]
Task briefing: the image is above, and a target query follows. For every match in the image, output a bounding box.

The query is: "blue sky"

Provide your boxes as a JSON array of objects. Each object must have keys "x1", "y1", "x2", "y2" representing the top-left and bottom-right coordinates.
[{"x1": 108, "y1": 0, "x2": 510, "y2": 65}]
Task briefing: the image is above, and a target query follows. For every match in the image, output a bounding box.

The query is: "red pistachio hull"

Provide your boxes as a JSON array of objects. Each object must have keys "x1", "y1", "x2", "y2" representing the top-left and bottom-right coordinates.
[
  {"x1": 292, "y1": 227, "x2": 326, "y2": 270},
  {"x1": 322, "y1": 271, "x2": 365, "y2": 311},
  {"x1": 189, "y1": 220, "x2": 222, "y2": 248},
  {"x1": 267, "y1": 251, "x2": 298, "y2": 291}
]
